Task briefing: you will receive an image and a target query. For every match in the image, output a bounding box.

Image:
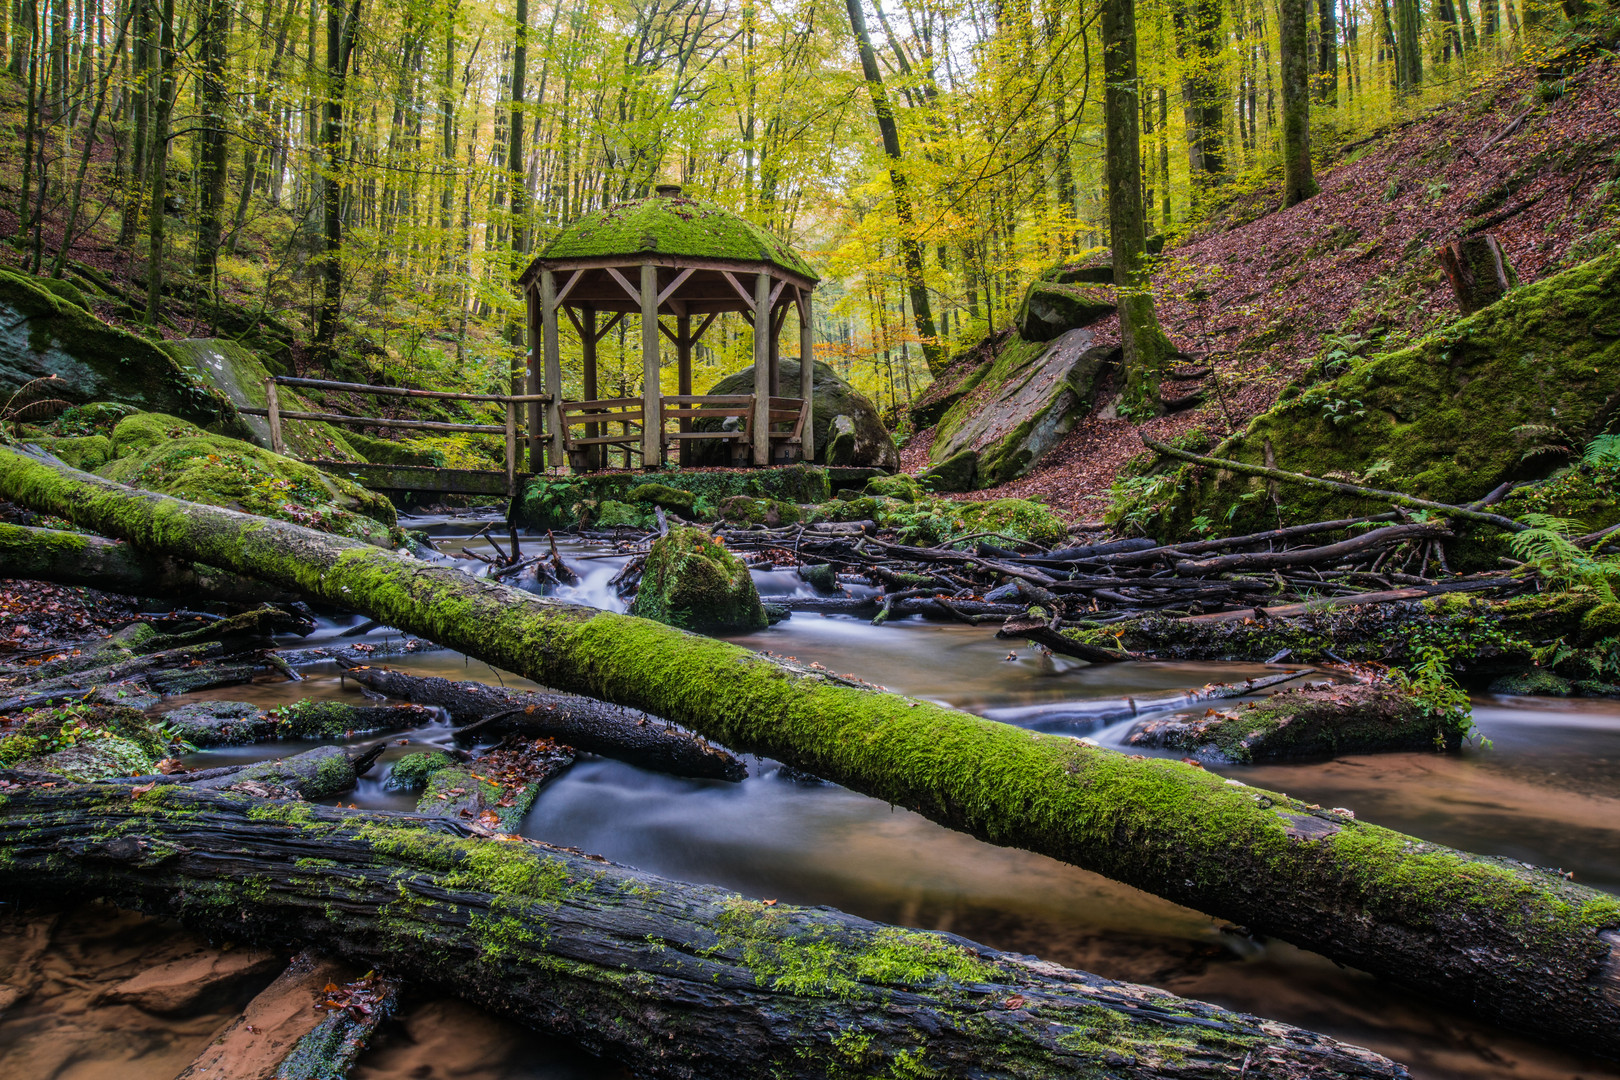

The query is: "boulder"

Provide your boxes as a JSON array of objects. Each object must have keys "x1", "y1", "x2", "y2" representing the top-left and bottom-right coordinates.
[
  {"x1": 0, "y1": 270, "x2": 229, "y2": 424},
  {"x1": 98, "y1": 413, "x2": 397, "y2": 545},
  {"x1": 165, "y1": 338, "x2": 363, "y2": 462},
  {"x1": 824, "y1": 415, "x2": 857, "y2": 466},
  {"x1": 625, "y1": 482, "x2": 697, "y2": 517},
  {"x1": 930, "y1": 330, "x2": 1117, "y2": 487},
  {"x1": 629, "y1": 526, "x2": 767, "y2": 632},
  {"x1": 690, "y1": 358, "x2": 898, "y2": 470},
  {"x1": 919, "y1": 448, "x2": 977, "y2": 493},
  {"x1": 1038, "y1": 253, "x2": 1114, "y2": 286},
  {"x1": 1014, "y1": 281, "x2": 1116, "y2": 342}
]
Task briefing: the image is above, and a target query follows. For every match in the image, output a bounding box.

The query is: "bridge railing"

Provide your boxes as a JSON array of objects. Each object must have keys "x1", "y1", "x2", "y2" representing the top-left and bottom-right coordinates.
[{"x1": 237, "y1": 377, "x2": 552, "y2": 496}]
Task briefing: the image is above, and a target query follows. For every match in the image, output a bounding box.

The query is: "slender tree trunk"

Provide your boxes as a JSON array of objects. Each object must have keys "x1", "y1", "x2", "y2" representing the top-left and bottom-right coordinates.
[
  {"x1": 316, "y1": 0, "x2": 361, "y2": 348},
  {"x1": 842, "y1": 0, "x2": 943, "y2": 377},
  {"x1": 1102, "y1": 0, "x2": 1178, "y2": 412},
  {"x1": 52, "y1": 0, "x2": 133, "y2": 278},
  {"x1": 193, "y1": 0, "x2": 228, "y2": 286},
  {"x1": 1317, "y1": 0, "x2": 1339, "y2": 102},
  {"x1": 142, "y1": 0, "x2": 175, "y2": 325},
  {"x1": 1281, "y1": 0, "x2": 1319, "y2": 206}
]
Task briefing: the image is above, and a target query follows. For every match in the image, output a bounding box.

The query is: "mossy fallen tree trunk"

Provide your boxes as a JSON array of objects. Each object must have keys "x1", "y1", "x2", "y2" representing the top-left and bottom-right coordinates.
[
  {"x1": 2, "y1": 448, "x2": 1618, "y2": 1055},
  {"x1": 0, "y1": 522, "x2": 297, "y2": 605},
  {"x1": 0, "y1": 784, "x2": 1407, "y2": 1079}
]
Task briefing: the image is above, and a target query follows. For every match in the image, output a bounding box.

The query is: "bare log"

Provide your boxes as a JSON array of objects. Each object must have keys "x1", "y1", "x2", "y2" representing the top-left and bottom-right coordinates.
[
  {"x1": 1173, "y1": 523, "x2": 1451, "y2": 574},
  {"x1": 337, "y1": 664, "x2": 745, "y2": 782},
  {"x1": 0, "y1": 784, "x2": 1407, "y2": 1079},
  {"x1": 1, "y1": 448, "x2": 1617, "y2": 1055},
  {"x1": 1139, "y1": 435, "x2": 1527, "y2": 531}
]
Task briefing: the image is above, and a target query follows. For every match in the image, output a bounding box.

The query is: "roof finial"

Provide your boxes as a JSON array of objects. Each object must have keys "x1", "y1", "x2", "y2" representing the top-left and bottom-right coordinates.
[{"x1": 654, "y1": 182, "x2": 683, "y2": 197}]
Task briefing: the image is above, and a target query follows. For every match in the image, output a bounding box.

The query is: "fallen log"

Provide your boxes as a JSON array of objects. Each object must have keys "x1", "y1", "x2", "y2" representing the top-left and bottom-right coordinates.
[
  {"x1": 1173, "y1": 523, "x2": 1451, "y2": 574},
  {"x1": 1140, "y1": 435, "x2": 1527, "y2": 532},
  {"x1": 336, "y1": 665, "x2": 745, "y2": 782},
  {"x1": 0, "y1": 784, "x2": 1408, "y2": 1079},
  {"x1": 3, "y1": 448, "x2": 1617, "y2": 1054},
  {"x1": 411, "y1": 736, "x2": 575, "y2": 831},
  {"x1": 1122, "y1": 680, "x2": 1452, "y2": 763},
  {"x1": 0, "y1": 523, "x2": 299, "y2": 605},
  {"x1": 158, "y1": 699, "x2": 442, "y2": 747},
  {"x1": 983, "y1": 669, "x2": 1314, "y2": 733}
]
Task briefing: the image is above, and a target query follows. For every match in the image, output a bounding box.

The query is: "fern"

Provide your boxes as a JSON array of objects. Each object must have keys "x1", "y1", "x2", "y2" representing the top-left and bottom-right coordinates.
[
  {"x1": 1510, "y1": 513, "x2": 1620, "y2": 601},
  {"x1": 1583, "y1": 433, "x2": 1620, "y2": 468}
]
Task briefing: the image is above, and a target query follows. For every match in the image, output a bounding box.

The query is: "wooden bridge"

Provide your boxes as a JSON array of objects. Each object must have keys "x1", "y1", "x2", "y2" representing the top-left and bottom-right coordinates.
[{"x1": 239, "y1": 376, "x2": 811, "y2": 497}]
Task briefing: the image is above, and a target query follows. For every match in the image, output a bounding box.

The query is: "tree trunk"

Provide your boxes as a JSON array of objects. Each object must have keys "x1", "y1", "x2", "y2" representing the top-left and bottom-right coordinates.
[
  {"x1": 1, "y1": 447, "x2": 1618, "y2": 1057},
  {"x1": 316, "y1": 0, "x2": 361, "y2": 348},
  {"x1": 0, "y1": 523, "x2": 298, "y2": 605},
  {"x1": 1437, "y1": 233, "x2": 1513, "y2": 313},
  {"x1": 1316, "y1": 0, "x2": 1339, "y2": 102},
  {"x1": 1101, "y1": 0, "x2": 1179, "y2": 412},
  {"x1": 335, "y1": 663, "x2": 747, "y2": 781},
  {"x1": 142, "y1": 0, "x2": 175, "y2": 325},
  {"x1": 0, "y1": 785, "x2": 1407, "y2": 1080},
  {"x1": 193, "y1": 0, "x2": 229, "y2": 285},
  {"x1": 843, "y1": 0, "x2": 943, "y2": 377},
  {"x1": 1280, "y1": 0, "x2": 1320, "y2": 206}
]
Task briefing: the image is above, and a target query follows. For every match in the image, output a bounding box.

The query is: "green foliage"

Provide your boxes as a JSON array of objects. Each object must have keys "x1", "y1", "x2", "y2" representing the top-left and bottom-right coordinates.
[{"x1": 1509, "y1": 513, "x2": 1619, "y2": 601}]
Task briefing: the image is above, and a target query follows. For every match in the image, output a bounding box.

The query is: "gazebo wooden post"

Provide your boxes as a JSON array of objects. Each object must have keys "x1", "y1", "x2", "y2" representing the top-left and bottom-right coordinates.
[
  {"x1": 640, "y1": 264, "x2": 662, "y2": 468},
  {"x1": 676, "y1": 313, "x2": 692, "y2": 467},
  {"x1": 751, "y1": 271, "x2": 771, "y2": 466},
  {"x1": 581, "y1": 306, "x2": 599, "y2": 471},
  {"x1": 799, "y1": 289, "x2": 815, "y2": 462},
  {"x1": 540, "y1": 270, "x2": 565, "y2": 472},
  {"x1": 767, "y1": 290, "x2": 781, "y2": 398},
  {"x1": 525, "y1": 284, "x2": 544, "y2": 472}
]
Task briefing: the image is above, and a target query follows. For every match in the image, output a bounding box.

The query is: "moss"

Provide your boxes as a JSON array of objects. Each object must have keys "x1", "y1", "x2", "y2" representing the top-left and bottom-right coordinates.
[
  {"x1": 0, "y1": 703, "x2": 169, "y2": 779},
  {"x1": 593, "y1": 500, "x2": 655, "y2": 530},
  {"x1": 537, "y1": 190, "x2": 816, "y2": 281},
  {"x1": 516, "y1": 467, "x2": 830, "y2": 531},
  {"x1": 629, "y1": 526, "x2": 766, "y2": 632},
  {"x1": 625, "y1": 483, "x2": 697, "y2": 516},
  {"x1": 36, "y1": 434, "x2": 112, "y2": 470},
  {"x1": 1489, "y1": 671, "x2": 1574, "y2": 696},
  {"x1": 864, "y1": 474, "x2": 925, "y2": 503},
  {"x1": 1145, "y1": 246, "x2": 1620, "y2": 543},
  {"x1": 385, "y1": 750, "x2": 454, "y2": 792},
  {"x1": 716, "y1": 495, "x2": 801, "y2": 526},
  {"x1": 97, "y1": 413, "x2": 397, "y2": 545}
]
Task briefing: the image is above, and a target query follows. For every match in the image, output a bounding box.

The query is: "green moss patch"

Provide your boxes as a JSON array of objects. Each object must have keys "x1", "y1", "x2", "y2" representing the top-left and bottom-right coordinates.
[
  {"x1": 515, "y1": 466, "x2": 830, "y2": 531},
  {"x1": 97, "y1": 413, "x2": 397, "y2": 545},
  {"x1": 0, "y1": 703, "x2": 171, "y2": 779},
  {"x1": 387, "y1": 750, "x2": 454, "y2": 792}
]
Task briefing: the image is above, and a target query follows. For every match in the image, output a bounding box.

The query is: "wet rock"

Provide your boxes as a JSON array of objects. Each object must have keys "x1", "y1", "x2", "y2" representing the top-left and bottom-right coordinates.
[
  {"x1": 824, "y1": 414, "x2": 858, "y2": 466},
  {"x1": 692, "y1": 358, "x2": 898, "y2": 470},
  {"x1": 930, "y1": 330, "x2": 1117, "y2": 487},
  {"x1": 1488, "y1": 671, "x2": 1573, "y2": 696},
  {"x1": 98, "y1": 947, "x2": 281, "y2": 1015},
  {"x1": 174, "y1": 952, "x2": 361, "y2": 1080},
  {"x1": 630, "y1": 526, "x2": 767, "y2": 632},
  {"x1": 0, "y1": 270, "x2": 229, "y2": 424},
  {"x1": 1014, "y1": 281, "x2": 1116, "y2": 342},
  {"x1": 798, "y1": 563, "x2": 839, "y2": 593}
]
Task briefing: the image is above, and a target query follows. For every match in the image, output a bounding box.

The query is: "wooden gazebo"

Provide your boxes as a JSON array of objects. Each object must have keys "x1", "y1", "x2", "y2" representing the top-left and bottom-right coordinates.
[{"x1": 518, "y1": 184, "x2": 819, "y2": 472}]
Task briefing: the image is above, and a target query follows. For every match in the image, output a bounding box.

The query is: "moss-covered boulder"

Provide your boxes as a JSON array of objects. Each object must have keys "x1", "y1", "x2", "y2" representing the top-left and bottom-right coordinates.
[
  {"x1": 35, "y1": 433, "x2": 112, "y2": 470},
  {"x1": 1036, "y1": 252, "x2": 1115, "y2": 286},
  {"x1": 385, "y1": 750, "x2": 454, "y2": 792},
  {"x1": 630, "y1": 526, "x2": 767, "y2": 632},
  {"x1": 0, "y1": 704, "x2": 170, "y2": 780},
  {"x1": 930, "y1": 330, "x2": 1115, "y2": 487},
  {"x1": 98, "y1": 413, "x2": 397, "y2": 545},
  {"x1": 690, "y1": 359, "x2": 898, "y2": 470},
  {"x1": 0, "y1": 271, "x2": 231, "y2": 424},
  {"x1": 626, "y1": 483, "x2": 697, "y2": 516},
  {"x1": 1150, "y1": 247, "x2": 1620, "y2": 541},
  {"x1": 715, "y1": 495, "x2": 801, "y2": 526},
  {"x1": 165, "y1": 338, "x2": 363, "y2": 462},
  {"x1": 919, "y1": 449, "x2": 977, "y2": 493},
  {"x1": 516, "y1": 466, "x2": 831, "y2": 531},
  {"x1": 1014, "y1": 281, "x2": 1116, "y2": 342}
]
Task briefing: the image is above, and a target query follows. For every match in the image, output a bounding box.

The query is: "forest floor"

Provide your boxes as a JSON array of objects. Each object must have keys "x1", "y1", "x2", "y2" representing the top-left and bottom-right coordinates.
[{"x1": 906, "y1": 47, "x2": 1620, "y2": 523}]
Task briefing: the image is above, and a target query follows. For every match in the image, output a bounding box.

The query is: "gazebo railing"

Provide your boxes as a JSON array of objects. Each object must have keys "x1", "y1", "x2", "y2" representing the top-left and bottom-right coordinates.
[{"x1": 556, "y1": 394, "x2": 807, "y2": 471}]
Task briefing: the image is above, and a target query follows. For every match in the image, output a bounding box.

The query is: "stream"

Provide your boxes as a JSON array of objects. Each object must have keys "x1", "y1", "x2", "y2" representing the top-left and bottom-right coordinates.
[{"x1": 4, "y1": 521, "x2": 1619, "y2": 1080}]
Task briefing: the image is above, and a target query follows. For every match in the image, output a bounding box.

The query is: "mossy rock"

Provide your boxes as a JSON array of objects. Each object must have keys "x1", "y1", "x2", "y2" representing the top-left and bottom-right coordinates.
[
  {"x1": 0, "y1": 704, "x2": 168, "y2": 779},
  {"x1": 626, "y1": 483, "x2": 698, "y2": 516},
  {"x1": 918, "y1": 449, "x2": 977, "y2": 493},
  {"x1": 1152, "y1": 247, "x2": 1620, "y2": 544},
  {"x1": 864, "y1": 474, "x2": 925, "y2": 503},
  {"x1": 874, "y1": 496, "x2": 1068, "y2": 548},
  {"x1": 690, "y1": 359, "x2": 898, "y2": 471},
  {"x1": 716, "y1": 495, "x2": 800, "y2": 526},
  {"x1": 51, "y1": 401, "x2": 138, "y2": 437},
  {"x1": 1488, "y1": 671, "x2": 1574, "y2": 696},
  {"x1": 516, "y1": 467, "x2": 830, "y2": 531},
  {"x1": 823, "y1": 415, "x2": 858, "y2": 467},
  {"x1": 1581, "y1": 602, "x2": 1620, "y2": 642},
  {"x1": 386, "y1": 750, "x2": 455, "y2": 792},
  {"x1": 1037, "y1": 251, "x2": 1114, "y2": 286},
  {"x1": 630, "y1": 526, "x2": 767, "y2": 632},
  {"x1": 98, "y1": 412, "x2": 397, "y2": 545},
  {"x1": 37, "y1": 433, "x2": 112, "y2": 470},
  {"x1": 1013, "y1": 281, "x2": 1116, "y2": 342},
  {"x1": 0, "y1": 271, "x2": 230, "y2": 424},
  {"x1": 594, "y1": 500, "x2": 656, "y2": 530},
  {"x1": 930, "y1": 331, "x2": 1115, "y2": 488},
  {"x1": 164, "y1": 338, "x2": 363, "y2": 462}
]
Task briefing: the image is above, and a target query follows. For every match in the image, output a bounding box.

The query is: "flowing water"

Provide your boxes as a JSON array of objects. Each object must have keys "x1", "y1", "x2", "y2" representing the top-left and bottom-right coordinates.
[{"x1": 4, "y1": 523, "x2": 1619, "y2": 1080}]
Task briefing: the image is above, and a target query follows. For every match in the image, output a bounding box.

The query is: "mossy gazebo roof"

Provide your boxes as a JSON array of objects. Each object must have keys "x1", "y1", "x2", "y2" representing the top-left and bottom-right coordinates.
[{"x1": 520, "y1": 187, "x2": 818, "y2": 288}]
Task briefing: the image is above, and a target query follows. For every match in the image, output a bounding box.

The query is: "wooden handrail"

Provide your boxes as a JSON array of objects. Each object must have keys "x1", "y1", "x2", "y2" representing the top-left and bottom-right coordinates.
[
  {"x1": 272, "y1": 375, "x2": 551, "y2": 405},
  {"x1": 240, "y1": 407, "x2": 508, "y2": 435}
]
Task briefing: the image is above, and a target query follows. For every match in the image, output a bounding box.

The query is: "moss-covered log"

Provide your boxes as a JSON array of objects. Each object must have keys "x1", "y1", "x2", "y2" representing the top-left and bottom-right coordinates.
[
  {"x1": 0, "y1": 522, "x2": 297, "y2": 605},
  {"x1": 338, "y1": 664, "x2": 745, "y2": 781},
  {"x1": 0, "y1": 784, "x2": 1407, "y2": 1079},
  {"x1": 1, "y1": 448, "x2": 1617, "y2": 1055}
]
